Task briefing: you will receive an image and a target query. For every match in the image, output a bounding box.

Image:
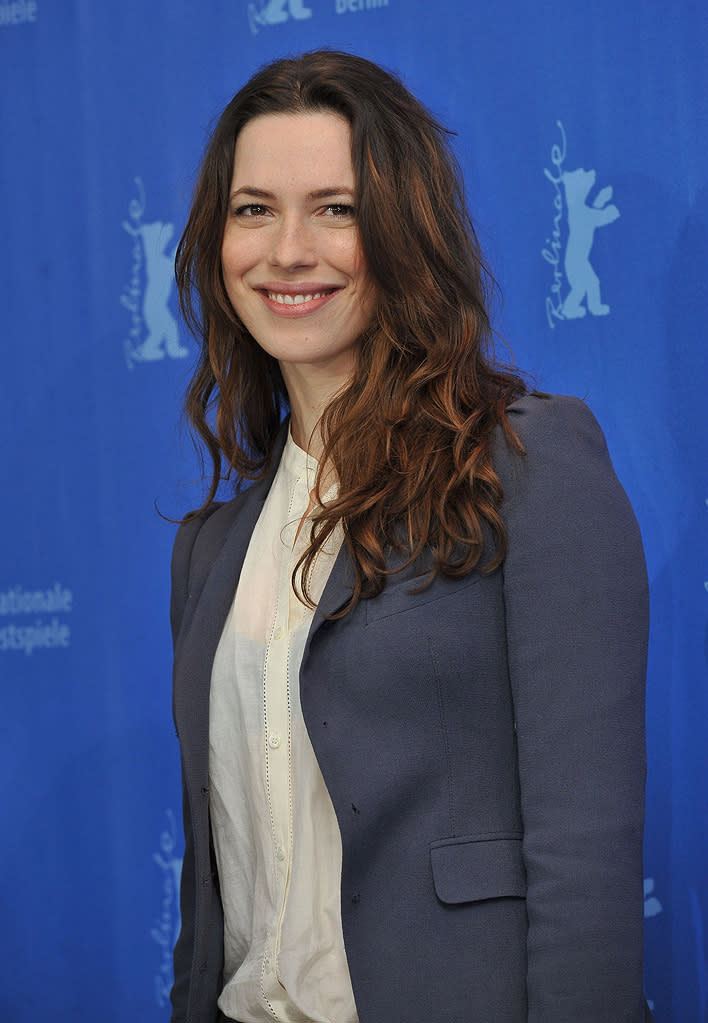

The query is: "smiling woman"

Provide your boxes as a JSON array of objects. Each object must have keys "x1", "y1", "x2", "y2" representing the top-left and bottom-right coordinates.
[
  {"x1": 220, "y1": 110, "x2": 377, "y2": 451},
  {"x1": 170, "y1": 50, "x2": 651, "y2": 1023}
]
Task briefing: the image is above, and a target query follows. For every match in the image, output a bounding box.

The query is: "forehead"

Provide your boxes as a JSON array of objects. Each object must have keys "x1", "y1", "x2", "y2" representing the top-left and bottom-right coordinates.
[{"x1": 231, "y1": 111, "x2": 354, "y2": 188}]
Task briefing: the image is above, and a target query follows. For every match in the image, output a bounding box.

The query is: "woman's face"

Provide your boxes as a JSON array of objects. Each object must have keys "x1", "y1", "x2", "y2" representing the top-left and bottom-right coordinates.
[{"x1": 221, "y1": 111, "x2": 377, "y2": 381}]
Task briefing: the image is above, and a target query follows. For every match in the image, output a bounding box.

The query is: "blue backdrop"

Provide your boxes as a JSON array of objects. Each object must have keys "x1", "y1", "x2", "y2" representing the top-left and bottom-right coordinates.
[{"x1": 1, "y1": 1, "x2": 706, "y2": 1020}]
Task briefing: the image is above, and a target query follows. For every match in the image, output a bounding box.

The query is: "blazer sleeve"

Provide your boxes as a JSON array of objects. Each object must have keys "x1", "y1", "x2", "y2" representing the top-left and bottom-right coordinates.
[{"x1": 495, "y1": 395, "x2": 649, "y2": 1022}]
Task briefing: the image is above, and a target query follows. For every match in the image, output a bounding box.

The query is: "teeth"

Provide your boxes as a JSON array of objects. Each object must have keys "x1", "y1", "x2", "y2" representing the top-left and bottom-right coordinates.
[{"x1": 268, "y1": 291, "x2": 327, "y2": 305}]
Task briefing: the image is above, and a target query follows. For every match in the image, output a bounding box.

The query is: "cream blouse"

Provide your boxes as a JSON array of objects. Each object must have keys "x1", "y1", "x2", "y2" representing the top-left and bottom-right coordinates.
[{"x1": 208, "y1": 430, "x2": 358, "y2": 1023}]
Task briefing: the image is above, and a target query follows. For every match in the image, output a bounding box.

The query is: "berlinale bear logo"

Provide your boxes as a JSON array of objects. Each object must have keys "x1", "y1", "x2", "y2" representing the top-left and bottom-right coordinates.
[
  {"x1": 121, "y1": 178, "x2": 188, "y2": 369},
  {"x1": 248, "y1": 0, "x2": 312, "y2": 34},
  {"x1": 542, "y1": 122, "x2": 620, "y2": 328}
]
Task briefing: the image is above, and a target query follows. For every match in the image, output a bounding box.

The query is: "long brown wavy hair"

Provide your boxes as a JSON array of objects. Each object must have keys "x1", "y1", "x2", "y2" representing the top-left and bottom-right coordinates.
[{"x1": 176, "y1": 50, "x2": 526, "y2": 613}]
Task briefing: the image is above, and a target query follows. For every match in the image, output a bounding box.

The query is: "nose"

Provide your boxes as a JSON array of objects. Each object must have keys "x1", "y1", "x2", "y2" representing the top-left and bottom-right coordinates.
[{"x1": 268, "y1": 213, "x2": 316, "y2": 271}]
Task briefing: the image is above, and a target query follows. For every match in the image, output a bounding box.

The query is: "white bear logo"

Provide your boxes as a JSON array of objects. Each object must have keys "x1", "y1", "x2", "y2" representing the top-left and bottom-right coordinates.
[
  {"x1": 121, "y1": 178, "x2": 188, "y2": 368},
  {"x1": 248, "y1": 0, "x2": 312, "y2": 34},
  {"x1": 561, "y1": 168, "x2": 620, "y2": 319},
  {"x1": 135, "y1": 221, "x2": 187, "y2": 361},
  {"x1": 542, "y1": 123, "x2": 620, "y2": 327}
]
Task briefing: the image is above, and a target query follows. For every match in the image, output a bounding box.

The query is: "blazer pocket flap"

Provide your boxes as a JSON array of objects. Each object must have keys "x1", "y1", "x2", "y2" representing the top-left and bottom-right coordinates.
[{"x1": 430, "y1": 834, "x2": 526, "y2": 904}]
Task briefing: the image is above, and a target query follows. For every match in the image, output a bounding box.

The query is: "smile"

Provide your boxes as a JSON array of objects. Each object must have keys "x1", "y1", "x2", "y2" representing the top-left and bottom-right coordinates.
[
  {"x1": 267, "y1": 291, "x2": 329, "y2": 305},
  {"x1": 257, "y1": 287, "x2": 340, "y2": 317}
]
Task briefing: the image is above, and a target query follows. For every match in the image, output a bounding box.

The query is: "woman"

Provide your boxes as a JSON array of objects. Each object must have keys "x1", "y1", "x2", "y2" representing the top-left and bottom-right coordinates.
[{"x1": 170, "y1": 51, "x2": 650, "y2": 1023}]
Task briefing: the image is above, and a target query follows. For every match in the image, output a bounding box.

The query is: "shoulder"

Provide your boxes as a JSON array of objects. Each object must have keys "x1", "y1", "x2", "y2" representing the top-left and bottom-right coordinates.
[
  {"x1": 504, "y1": 391, "x2": 608, "y2": 458},
  {"x1": 493, "y1": 392, "x2": 614, "y2": 497},
  {"x1": 171, "y1": 504, "x2": 223, "y2": 572},
  {"x1": 172, "y1": 419, "x2": 289, "y2": 571},
  {"x1": 493, "y1": 392, "x2": 645, "y2": 575},
  {"x1": 171, "y1": 485, "x2": 259, "y2": 586}
]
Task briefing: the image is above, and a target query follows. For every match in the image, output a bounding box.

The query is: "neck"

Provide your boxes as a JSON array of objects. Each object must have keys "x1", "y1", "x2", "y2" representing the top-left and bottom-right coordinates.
[{"x1": 280, "y1": 358, "x2": 353, "y2": 460}]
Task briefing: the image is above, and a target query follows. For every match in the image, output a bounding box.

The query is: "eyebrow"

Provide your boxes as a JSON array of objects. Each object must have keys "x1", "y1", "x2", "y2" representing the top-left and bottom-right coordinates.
[{"x1": 230, "y1": 186, "x2": 355, "y2": 201}]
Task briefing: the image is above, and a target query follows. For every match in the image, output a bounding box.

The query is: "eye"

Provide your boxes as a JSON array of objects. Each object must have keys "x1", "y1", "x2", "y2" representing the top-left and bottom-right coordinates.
[
  {"x1": 323, "y1": 204, "x2": 356, "y2": 219},
  {"x1": 233, "y1": 203, "x2": 270, "y2": 217}
]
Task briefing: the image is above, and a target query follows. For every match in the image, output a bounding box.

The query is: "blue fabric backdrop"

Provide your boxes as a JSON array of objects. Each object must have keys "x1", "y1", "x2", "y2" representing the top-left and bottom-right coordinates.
[{"x1": 1, "y1": 1, "x2": 706, "y2": 1020}]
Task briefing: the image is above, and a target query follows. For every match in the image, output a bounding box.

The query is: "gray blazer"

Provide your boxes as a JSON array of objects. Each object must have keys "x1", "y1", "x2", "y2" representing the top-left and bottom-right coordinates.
[{"x1": 170, "y1": 394, "x2": 650, "y2": 1023}]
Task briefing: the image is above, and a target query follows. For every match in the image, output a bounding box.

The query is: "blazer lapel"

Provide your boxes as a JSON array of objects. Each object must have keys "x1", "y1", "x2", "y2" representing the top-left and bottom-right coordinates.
[
  {"x1": 302, "y1": 540, "x2": 356, "y2": 664},
  {"x1": 174, "y1": 422, "x2": 357, "y2": 771},
  {"x1": 173, "y1": 427, "x2": 288, "y2": 765}
]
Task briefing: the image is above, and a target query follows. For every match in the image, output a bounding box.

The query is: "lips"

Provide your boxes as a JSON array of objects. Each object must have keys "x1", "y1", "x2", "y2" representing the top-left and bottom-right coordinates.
[
  {"x1": 268, "y1": 290, "x2": 328, "y2": 305},
  {"x1": 257, "y1": 285, "x2": 340, "y2": 316}
]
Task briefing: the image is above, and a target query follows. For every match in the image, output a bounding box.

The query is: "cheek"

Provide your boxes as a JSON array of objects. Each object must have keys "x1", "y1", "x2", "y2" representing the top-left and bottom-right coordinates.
[
  {"x1": 221, "y1": 233, "x2": 256, "y2": 284},
  {"x1": 324, "y1": 229, "x2": 364, "y2": 276}
]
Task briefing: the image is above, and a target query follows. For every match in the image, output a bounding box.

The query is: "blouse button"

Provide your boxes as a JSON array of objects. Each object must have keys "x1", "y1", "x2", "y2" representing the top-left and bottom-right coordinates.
[
  {"x1": 273, "y1": 625, "x2": 284, "y2": 640},
  {"x1": 268, "y1": 733, "x2": 282, "y2": 749}
]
